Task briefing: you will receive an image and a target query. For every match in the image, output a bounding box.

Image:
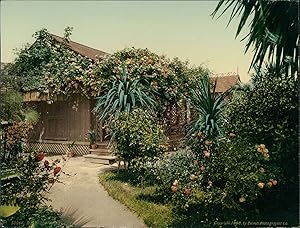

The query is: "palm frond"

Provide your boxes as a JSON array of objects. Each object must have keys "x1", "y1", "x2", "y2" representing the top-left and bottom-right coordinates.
[
  {"x1": 212, "y1": 0, "x2": 298, "y2": 75},
  {"x1": 59, "y1": 206, "x2": 91, "y2": 227}
]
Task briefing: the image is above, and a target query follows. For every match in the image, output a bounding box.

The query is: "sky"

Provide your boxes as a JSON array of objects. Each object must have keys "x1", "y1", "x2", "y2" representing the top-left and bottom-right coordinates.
[{"x1": 1, "y1": 1, "x2": 254, "y2": 82}]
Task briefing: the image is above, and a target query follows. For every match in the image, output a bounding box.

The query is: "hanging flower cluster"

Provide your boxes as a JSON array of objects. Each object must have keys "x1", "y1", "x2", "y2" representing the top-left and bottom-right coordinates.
[{"x1": 94, "y1": 47, "x2": 191, "y2": 104}]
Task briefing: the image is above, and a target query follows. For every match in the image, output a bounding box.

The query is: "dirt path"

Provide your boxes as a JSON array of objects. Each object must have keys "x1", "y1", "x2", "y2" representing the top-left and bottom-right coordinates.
[{"x1": 45, "y1": 156, "x2": 146, "y2": 228}]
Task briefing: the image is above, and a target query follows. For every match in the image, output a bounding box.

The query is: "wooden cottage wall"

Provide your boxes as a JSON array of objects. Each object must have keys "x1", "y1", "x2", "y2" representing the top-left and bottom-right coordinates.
[
  {"x1": 67, "y1": 95, "x2": 91, "y2": 141},
  {"x1": 27, "y1": 95, "x2": 91, "y2": 142}
]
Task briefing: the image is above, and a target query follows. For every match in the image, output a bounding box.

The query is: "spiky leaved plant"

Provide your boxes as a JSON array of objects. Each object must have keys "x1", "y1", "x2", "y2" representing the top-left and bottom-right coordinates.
[
  {"x1": 187, "y1": 73, "x2": 231, "y2": 139},
  {"x1": 94, "y1": 64, "x2": 156, "y2": 121}
]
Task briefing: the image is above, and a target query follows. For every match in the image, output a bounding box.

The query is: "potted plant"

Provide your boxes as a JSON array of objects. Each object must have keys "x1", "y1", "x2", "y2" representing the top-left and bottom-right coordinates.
[
  {"x1": 66, "y1": 141, "x2": 76, "y2": 157},
  {"x1": 87, "y1": 130, "x2": 97, "y2": 149}
]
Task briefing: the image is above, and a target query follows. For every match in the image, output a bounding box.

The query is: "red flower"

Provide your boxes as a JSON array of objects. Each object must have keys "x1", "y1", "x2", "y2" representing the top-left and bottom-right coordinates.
[
  {"x1": 44, "y1": 160, "x2": 49, "y2": 168},
  {"x1": 35, "y1": 151, "x2": 45, "y2": 162},
  {"x1": 54, "y1": 167, "x2": 61, "y2": 175}
]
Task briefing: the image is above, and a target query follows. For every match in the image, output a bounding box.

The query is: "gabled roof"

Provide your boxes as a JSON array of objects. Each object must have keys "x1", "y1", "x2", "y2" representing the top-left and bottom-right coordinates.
[
  {"x1": 51, "y1": 34, "x2": 108, "y2": 60},
  {"x1": 211, "y1": 74, "x2": 240, "y2": 93}
]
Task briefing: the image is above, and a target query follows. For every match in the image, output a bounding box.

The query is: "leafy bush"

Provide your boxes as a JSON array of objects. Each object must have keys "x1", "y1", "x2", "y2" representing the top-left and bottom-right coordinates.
[
  {"x1": 224, "y1": 66, "x2": 298, "y2": 209},
  {"x1": 94, "y1": 48, "x2": 209, "y2": 108},
  {"x1": 0, "y1": 90, "x2": 38, "y2": 161},
  {"x1": 1, "y1": 206, "x2": 65, "y2": 228},
  {"x1": 111, "y1": 109, "x2": 166, "y2": 170},
  {"x1": 2, "y1": 205, "x2": 90, "y2": 228},
  {"x1": 147, "y1": 134, "x2": 278, "y2": 219},
  {"x1": 0, "y1": 90, "x2": 66, "y2": 225},
  {"x1": 146, "y1": 149, "x2": 199, "y2": 201}
]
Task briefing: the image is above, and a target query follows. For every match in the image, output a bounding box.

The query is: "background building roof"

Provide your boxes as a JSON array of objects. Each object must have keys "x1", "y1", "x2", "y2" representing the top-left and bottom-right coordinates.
[{"x1": 211, "y1": 74, "x2": 240, "y2": 93}]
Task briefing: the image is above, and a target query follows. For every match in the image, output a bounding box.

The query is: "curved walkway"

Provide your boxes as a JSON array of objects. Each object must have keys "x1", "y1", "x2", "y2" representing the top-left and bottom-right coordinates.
[{"x1": 46, "y1": 156, "x2": 146, "y2": 228}]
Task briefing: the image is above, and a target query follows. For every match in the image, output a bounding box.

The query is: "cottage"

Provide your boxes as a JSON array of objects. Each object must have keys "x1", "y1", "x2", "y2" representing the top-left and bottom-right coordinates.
[
  {"x1": 23, "y1": 34, "x2": 109, "y2": 157},
  {"x1": 16, "y1": 34, "x2": 240, "y2": 161}
]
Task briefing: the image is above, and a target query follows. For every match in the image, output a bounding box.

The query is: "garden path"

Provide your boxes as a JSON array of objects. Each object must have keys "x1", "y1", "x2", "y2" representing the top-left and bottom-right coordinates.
[{"x1": 45, "y1": 156, "x2": 146, "y2": 228}]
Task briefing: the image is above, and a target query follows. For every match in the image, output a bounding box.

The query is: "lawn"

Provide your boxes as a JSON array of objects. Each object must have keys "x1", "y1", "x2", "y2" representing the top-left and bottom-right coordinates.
[{"x1": 99, "y1": 170, "x2": 175, "y2": 228}]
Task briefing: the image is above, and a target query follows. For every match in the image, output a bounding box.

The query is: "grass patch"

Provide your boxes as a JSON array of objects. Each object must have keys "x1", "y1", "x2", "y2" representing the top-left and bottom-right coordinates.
[{"x1": 99, "y1": 170, "x2": 175, "y2": 228}]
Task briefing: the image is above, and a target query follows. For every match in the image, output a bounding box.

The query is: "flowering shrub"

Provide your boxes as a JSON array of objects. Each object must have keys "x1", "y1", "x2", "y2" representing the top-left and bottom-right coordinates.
[
  {"x1": 1, "y1": 150, "x2": 62, "y2": 210},
  {"x1": 9, "y1": 28, "x2": 103, "y2": 100},
  {"x1": 7, "y1": 27, "x2": 210, "y2": 110},
  {"x1": 224, "y1": 66, "x2": 298, "y2": 210},
  {"x1": 0, "y1": 90, "x2": 68, "y2": 225},
  {"x1": 94, "y1": 48, "x2": 207, "y2": 106},
  {"x1": 149, "y1": 133, "x2": 278, "y2": 216},
  {"x1": 111, "y1": 109, "x2": 166, "y2": 169}
]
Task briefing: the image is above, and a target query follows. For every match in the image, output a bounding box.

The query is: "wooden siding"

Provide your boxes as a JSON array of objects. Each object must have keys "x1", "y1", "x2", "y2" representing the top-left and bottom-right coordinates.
[{"x1": 27, "y1": 95, "x2": 91, "y2": 142}]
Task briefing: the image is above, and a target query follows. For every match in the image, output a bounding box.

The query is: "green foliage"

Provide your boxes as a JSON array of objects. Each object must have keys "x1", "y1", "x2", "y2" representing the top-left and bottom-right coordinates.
[
  {"x1": 148, "y1": 136, "x2": 278, "y2": 220},
  {"x1": 1, "y1": 206, "x2": 65, "y2": 228},
  {"x1": 187, "y1": 74, "x2": 231, "y2": 139},
  {"x1": 0, "y1": 90, "x2": 39, "y2": 161},
  {"x1": 1, "y1": 100, "x2": 60, "y2": 219},
  {"x1": 8, "y1": 29, "x2": 209, "y2": 105},
  {"x1": 0, "y1": 170, "x2": 21, "y2": 218},
  {"x1": 225, "y1": 67, "x2": 298, "y2": 180},
  {"x1": 95, "y1": 65, "x2": 156, "y2": 120},
  {"x1": 94, "y1": 48, "x2": 209, "y2": 106},
  {"x1": 87, "y1": 129, "x2": 96, "y2": 144},
  {"x1": 0, "y1": 91, "x2": 23, "y2": 121},
  {"x1": 111, "y1": 109, "x2": 165, "y2": 169},
  {"x1": 9, "y1": 29, "x2": 52, "y2": 92},
  {"x1": 1, "y1": 151, "x2": 53, "y2": 209},
  {"x1": 8, "y1": 28, "x2": 101, "y2": 99},
  {"x1": 146, "y1": 149, "x2": 198, "y2": 202},
  {"x1": 212, "y1": 0, "x2": 298, "y2": 74},
  {"x1": 0, "y1": 90, "x2": 39, "y2": 124},
  {"x1": 0, "y1": 202, "x2": 21, "y2": 218},
  {"x1": 0, "y1": 169, "x2": 20, "y2": 181},
  {"x1": 224, "y1": 67, "x2": 298, "y2": 211}
]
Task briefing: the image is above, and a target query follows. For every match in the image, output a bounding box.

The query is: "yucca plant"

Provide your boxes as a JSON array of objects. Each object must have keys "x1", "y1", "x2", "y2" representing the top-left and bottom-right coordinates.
[
  {"x1": 95, "y1": 65, "x2": 156, "y2": 120},
  {"x1": 187, "y1": 74, "x2": 231, "y2": 139}
]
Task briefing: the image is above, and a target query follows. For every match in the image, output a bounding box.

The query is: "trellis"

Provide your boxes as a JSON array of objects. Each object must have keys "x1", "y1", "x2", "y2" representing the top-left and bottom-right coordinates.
[{"x1": 25, "y1": 141, "x2": 89, "y2": 155}]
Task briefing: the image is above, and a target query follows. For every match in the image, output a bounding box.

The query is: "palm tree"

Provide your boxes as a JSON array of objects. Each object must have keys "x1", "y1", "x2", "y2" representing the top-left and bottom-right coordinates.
[{"x1": 212, "y1": 0, "x2": 298, "y2": 75}]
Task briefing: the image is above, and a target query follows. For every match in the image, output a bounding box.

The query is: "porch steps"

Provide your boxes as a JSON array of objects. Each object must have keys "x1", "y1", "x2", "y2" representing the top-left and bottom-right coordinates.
[
  {"x1": 90, "y1": 148, "x2": 110, "y2": 156},
  {"x1": 96, "y1": 142, "x2": 110, "y2": 149},
  {"x1": 89, "y1": 142, "x2": 111, "y2": 156},
  {"x1": 83, "y1": 154, "x2": 117, "y2": 165},
  {"x1": 85, "y1": 141, "x2": 116, "y2": 165}
]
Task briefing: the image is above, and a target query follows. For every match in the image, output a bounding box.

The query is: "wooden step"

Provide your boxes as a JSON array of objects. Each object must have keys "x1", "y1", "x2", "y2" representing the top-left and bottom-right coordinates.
[
  {"x1": 89, "y1": 148, "x2": 112, "y2": 156},
  {"x1": 95, "y1": 142, "x2": 109, "y2": 149},
  {"x1": 84, "y1": 154, "x2": 117, "y2": 165},
  {"x1": 90, "y1": 148, "x2": 109, "y2": 153}
]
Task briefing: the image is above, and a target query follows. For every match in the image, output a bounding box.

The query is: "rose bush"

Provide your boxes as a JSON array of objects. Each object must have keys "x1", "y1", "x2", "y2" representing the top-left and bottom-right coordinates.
[
  {"x1": 224, "y1": 65, "x2": 298, "y2": 210},
  {"x1": 146, "y1": 133, "x2": 278, "y2": 222}
]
